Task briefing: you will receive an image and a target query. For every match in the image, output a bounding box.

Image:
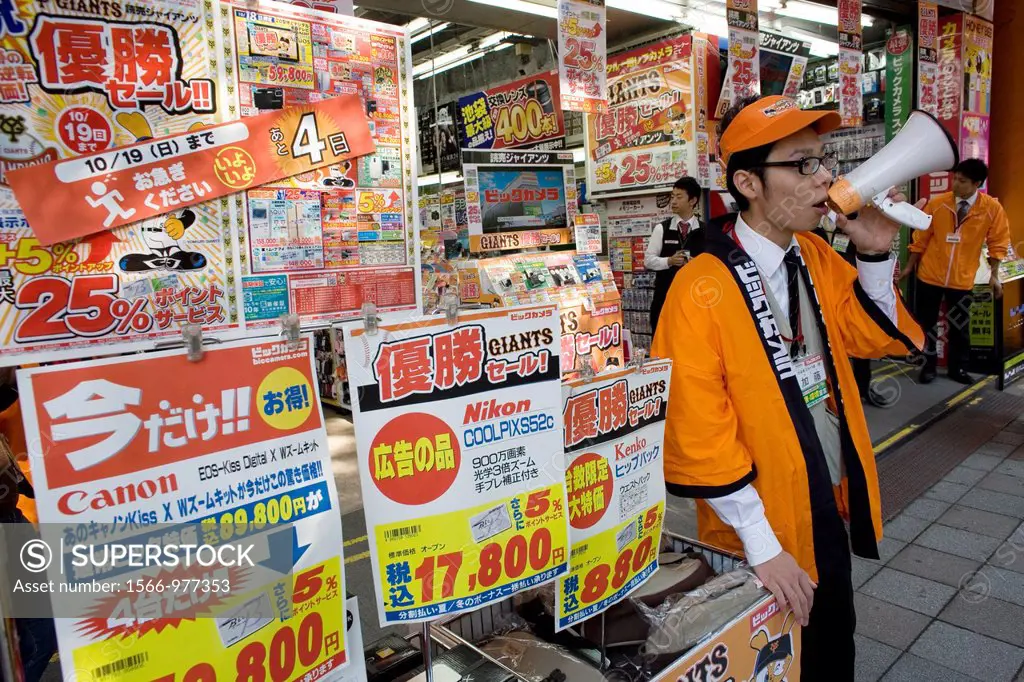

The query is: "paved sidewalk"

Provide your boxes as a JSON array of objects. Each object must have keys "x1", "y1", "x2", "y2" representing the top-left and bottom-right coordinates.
[{"x1": 854, "y1": 408, "x2": 1024, "y2": 681}]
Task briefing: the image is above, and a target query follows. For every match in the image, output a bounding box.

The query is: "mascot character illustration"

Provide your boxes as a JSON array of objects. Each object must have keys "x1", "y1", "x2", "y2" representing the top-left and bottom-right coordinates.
[{"x1": 115, "y1": 113, "x2": 208, "y2": 273}]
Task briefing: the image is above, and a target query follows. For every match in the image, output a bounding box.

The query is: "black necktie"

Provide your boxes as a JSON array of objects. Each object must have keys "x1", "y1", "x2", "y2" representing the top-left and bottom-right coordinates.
[
  {"x1": 957, "y1": 200, "x2": 969, "y2": 227},
  {"x1": 783, "y1": 248, "x2": 803, "y2": 358}
]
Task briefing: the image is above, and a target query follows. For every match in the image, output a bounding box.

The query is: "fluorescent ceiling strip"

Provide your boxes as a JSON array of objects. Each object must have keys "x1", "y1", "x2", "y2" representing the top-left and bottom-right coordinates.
[
  {"x1": 415, "y1": 42, "x2": 513, "y2": 80},
  {"x1": 410, "y1": 22, "x2": 451, "y2": 44},
  {"x1": 787, "y1": 27, "x2": 839, "y2": 56},
  {"x1": 467, "y1": 0, "x2": 558, "y2": 18},
  {"x1": 761, "y1": 0, "x2": 874, "y2": 27}
]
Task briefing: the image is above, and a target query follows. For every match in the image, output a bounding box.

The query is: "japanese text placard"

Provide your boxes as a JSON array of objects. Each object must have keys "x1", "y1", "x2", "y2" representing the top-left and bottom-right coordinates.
[
  {"x1": 344, "y1": 305, "x2": 569, "y2": 625},
  {"x1": 458, "y1": 71, "x2": 566, "y2": 151},
  {"x1": 557, "y1": 0, "x2": 607, "y2": 114},
  {"x1": 556, "y1": 361, "x2": 670, "y2": 629},
  {"x1": 9, "y1": 94, "x2": 375, "y2": 245},
  {"x1": 0, "y1": 0, "x2": 237, "y2": 361},
  {"x1": 17, "y1": 335, "x2": 347, "y2": 681},
  {"x1": 716, "y1": 0, "x2": 759, "y2": 119},
  {"x1": 838, "y1": 0, "x2": 863, "y2": 128}
]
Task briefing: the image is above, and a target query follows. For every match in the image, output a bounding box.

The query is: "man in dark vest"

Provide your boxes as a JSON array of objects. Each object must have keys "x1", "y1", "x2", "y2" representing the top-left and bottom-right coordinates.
[{"x1": 647, "y1": 176, "x2": 705, "y2": 333}]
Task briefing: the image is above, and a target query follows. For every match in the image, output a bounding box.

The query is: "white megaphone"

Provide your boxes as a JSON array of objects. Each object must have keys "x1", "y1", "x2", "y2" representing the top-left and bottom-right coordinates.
[{"x1": 827, "y1": 110, "x2": 959, "y2": 230}]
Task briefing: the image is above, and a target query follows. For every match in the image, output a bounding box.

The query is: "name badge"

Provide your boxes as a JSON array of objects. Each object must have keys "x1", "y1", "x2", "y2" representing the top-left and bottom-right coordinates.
[
  {"x1": 664, "y1": 239, "x2": 679, "y2": 245},
  {"x1": 832, "y1": 234, "x2": 850, "y2": 253},
  {"x1": 946, "y1": 233, "x2": 962, "y2": 244},
  {"x1": 795, "y1": 353, "x2": 829, "y2": 408}
]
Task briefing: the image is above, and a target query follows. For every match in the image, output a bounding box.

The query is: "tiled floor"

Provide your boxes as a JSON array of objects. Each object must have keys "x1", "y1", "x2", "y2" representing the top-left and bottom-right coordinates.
[{"x1": 857, "y1": 412, "x2": 1024, "y2": 680}]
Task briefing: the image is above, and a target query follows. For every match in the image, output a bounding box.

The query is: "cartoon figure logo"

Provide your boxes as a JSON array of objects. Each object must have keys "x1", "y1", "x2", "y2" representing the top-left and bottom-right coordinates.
[
  {"x1": 114, "y1": 112, "x2": 208, "y2": 272},
  {"x1": 749, "y1": 612, "x2": 795, "y2": 682}
]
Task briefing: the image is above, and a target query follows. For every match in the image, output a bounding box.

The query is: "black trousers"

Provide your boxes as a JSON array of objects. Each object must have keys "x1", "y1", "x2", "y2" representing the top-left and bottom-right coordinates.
[
  {"x1": 852, "y1": 357, "x2": 871, "y2": 396},
  {"x1": 801, "y1": 524, "x2": 856, "y2": 680},
  {"x1": 914, "y1": 279, "x2": 974, "y2": 372}
]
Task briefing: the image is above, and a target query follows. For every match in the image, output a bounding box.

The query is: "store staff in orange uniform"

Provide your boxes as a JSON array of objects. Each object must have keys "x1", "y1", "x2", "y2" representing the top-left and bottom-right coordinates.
[
  {"x1": 652, "y1": 95, "x2": 924, "y2": 679},
  {"x1": 902, "y1": 158, "x2": 1011, "y2": 385}
]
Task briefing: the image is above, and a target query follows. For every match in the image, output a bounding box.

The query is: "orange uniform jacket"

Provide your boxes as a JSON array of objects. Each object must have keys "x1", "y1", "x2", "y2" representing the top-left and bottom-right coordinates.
[
  {"x1": 0, "y1": 399, "x2": 37, "y2": 524},
  {"x1": 652, "y1": 220, "x2": 924, "y2": 581},
  {"x1": 910, "y1": 191, "x2": 1011, "y2": 291}
]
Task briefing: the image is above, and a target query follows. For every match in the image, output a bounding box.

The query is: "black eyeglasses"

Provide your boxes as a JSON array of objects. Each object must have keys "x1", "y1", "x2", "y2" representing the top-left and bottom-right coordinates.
[{"x1": 757, "y1": 150, "x2": 839, "y2": 176}]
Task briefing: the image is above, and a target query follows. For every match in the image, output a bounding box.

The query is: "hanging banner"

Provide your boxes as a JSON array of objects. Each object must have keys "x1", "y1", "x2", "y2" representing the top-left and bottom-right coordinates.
[
  {"x1": 15, "y1": 335, "x2": 347, "y2": 681},
  {"x1": 574, "y1": 214, "x2": 602, "y2": 254},
  {"x1": 588, "y1": 35, "x2": 698, "y2": 197},
  {"x1": 344, "y1": 305, "x2": 569, "y2": 625},
  {"x1": 557, "y1": 0, "x2": 608, "y2": 114},
  {"x1": 9, "y1": 95, "x2": 376, "y2": 245},
  {"x1": 886, "y1": 27, "x2": 914, "y2": 142},
  {"x1": 0, "y1": 0, "x2": 240, "y2": 362},
  {"x1": 936, "y1": 15, "x2": 964, "y2": 140},
  {"x1": 917, "y1": 1, "x2": 940, "y2": 117},
  {"x1": 961, "y1": 113, "x2": 990, "y2": 166},
  {"x1": 556, "y1": 361, "x2": 671, "y2": 630},
  {"x1": 716, "y1": 0, "x2": 760, "y2": 119},
  {"x1": 837, "y1": 0, "x2": 863, "y2": 128},
  {"x1": 458, "y1": 71, "x2": 566, "y2": 151},
  {"x1": 418, "y1": 102, "x2": 461, "y2": 175},
  {"x1": 759, "y1": 31, "x2": 811, "y2": 99},
  {"x1": 463, "y1": 148, "x2": 578, "y2": 253},
  {"x1": 226, "y1": 1, "x2": 418, "y2": 327},
  {"x1": 963, "y1": 15, "x2": 994, "y2": 115}
]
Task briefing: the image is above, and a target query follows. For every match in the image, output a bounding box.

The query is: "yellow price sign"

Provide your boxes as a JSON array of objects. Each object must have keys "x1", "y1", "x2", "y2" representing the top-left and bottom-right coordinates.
[
  {"x1": 374, "y1": 483, "x2": 569, "y2": 623},
  {"x1": 70, "y1": 558, "x2": 347, "y2": 682},
  {"x1": 557, "y1": 502, "x2": 664, "y2": 629}
]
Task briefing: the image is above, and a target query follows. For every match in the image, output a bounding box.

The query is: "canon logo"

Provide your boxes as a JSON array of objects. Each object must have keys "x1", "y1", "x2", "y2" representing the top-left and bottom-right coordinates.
[{"x1": 58, "y1": 474, "x2": 179, "y2": 515}]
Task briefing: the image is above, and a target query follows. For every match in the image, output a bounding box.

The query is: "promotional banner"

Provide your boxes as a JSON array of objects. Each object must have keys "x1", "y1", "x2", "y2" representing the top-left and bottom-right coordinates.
[
  {"x1": 557, "y1": 0, "x2": 608, "y2": 114},
  {"x1": 838, "y1": 0, "x2": 863, "y2": 128},
  {"x1": 936, "y1": 14, "x2": 964, "y2": 141},
  {"x1": 463, "y1": 149, "x2": 577, "y2": 253},
  {"x1": 759, "y1": 31, "x2": 811, "y2": 99},
  {"x1": 961, "y1": 113, "x2": 990, "y2": 167},
  {"x1": 573, "y1": 214, "x2": 602, "y2": 254},
  {"x1": 418, "y1": 102, "x2": 461, "y2": 175},
  {"x1": 458, "y1": 71, "x2": 566, "y2": 151},
  {"x1": 9, "y1": 95, "x2": 375, "y2": 245},
  {"x1": 344, "y1": 305, "x2": 569, "y2": 625},
  {"x1": 0, "y1": 0, "x2": 238, "y2": 361},
  {"x1": 588, "y1": 35, "x2": 699, "y2": 197},
  {"x1": 559, "y1": 297, "x2": 625, "y2": 376},
  {"x1": 886, "y1": 27, "x2": 914, "y2": 142},
  {"x1": 963, "y1": 15, "x2": 993, "y2": 115},
  {"x1": 17, "y1": 335, "x2": 347, "y2": 681},
  {"x1": 716, "y1": 0, "x2": 759, "y2": 119},
  {"x1": 226, "y1": 1, "x2": 418, "y2": 327},
  {"x1": 917, "y1": 1, "x2": 940, "y2": 117},
  {"x1": 556, "y1": 361, "x2": 671, "y2": 630}
]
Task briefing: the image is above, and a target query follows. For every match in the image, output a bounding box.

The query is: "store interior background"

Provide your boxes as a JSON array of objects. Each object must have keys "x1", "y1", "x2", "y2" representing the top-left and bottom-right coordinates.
[{"x1": 294, "y1": 0, "x2": 1023, "y2": 647}]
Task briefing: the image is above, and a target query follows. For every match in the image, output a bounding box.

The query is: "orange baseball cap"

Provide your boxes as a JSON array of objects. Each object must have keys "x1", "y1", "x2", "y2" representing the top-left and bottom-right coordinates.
[{"x1": 719, "y1": 96, "x2": 841, "y2": 166}]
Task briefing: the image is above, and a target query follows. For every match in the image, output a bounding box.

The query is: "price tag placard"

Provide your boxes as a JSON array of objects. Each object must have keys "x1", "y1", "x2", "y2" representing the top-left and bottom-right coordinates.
[
  {"x1": 345, "y1": 304, "x2": 569, "y2": 625},
  {"x1": 556, "y1": 360, "x2": 672, "y2": 630}
]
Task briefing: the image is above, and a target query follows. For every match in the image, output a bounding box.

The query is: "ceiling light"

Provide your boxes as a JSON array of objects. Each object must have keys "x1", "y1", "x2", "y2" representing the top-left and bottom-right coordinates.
[
  {"x1": 418, "y1": 172, "x2": 463, "y2": 186},
  {"x1": 762, "y1": 0, "x2": 873, "y2": 27},
  {"x1": 414, "y1": 35, "x2": 514, "y2": 80},
  {"x1": 467, "y1": 0, "x2": 558, "y2": 18},
  {"x1": 607, "y1": 0, "x2": 684, "y2": 20},
  {"x1": 410, "y1": 22, "x2": 451, "y2": 44},
  {"x1": 404, "y1": 17, "x2": 430, "y2": 34},
  {"x1": 787, "y1": 27, "x2": 839, "y2": 56},
  {"x1": 679, "y1": 7, "x2": 728, "y2": 36}
]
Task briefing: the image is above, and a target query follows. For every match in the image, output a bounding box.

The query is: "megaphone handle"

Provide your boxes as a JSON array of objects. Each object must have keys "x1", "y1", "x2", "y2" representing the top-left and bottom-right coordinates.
[{"x1": 871, "y1": 188, "x2": 932, "y2": 231}]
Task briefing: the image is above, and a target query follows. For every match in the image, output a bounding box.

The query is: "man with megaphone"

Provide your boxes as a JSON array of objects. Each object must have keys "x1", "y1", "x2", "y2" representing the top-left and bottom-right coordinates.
[{"x1": 652, "y1": 95, "x2": 928, "y2": 680}]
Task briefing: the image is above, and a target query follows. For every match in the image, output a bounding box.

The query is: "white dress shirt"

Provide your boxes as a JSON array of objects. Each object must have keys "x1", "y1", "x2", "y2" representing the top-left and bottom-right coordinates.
[
  {"x1": 705, "y1": 215, "x2": 899, "y2": 566},
  {"x1": 644, "y1": 216, "x2": 700, "y2": 271}
]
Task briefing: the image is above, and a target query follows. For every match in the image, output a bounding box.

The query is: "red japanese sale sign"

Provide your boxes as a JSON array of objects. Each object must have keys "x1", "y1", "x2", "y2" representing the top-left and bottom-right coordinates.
[
  {"x1": 457, "y1": 71, "x2": 566, "y2": 150},
  {"x1": 344, "y1": 305, "x2": 570, "y2": 625},
  {"x1": 557, "y1": 0, "x2": 608, "y2": 114},
  {"x1": 715, "y1": 0, "x2": 759, "y2": 119},
  {"x1": 9, "y1": 95, "x2": 375, "y2": 245},
  {"x1": 17, "y1": 336, "x2": 347, "y2": 682},
  {"x1": 556, "y1": 360, "x2": 670, "y2": 630},
  {"x1": 838, "y1": 0, "x2": 863, "y2": 128}
]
